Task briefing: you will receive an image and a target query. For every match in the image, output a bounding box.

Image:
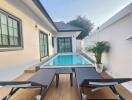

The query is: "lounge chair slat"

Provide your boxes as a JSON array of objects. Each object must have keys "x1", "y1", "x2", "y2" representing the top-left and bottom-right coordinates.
[
  {"x1": 28, "y1": 69, "x2": 55, "y2": 86},
  {"x1": 75, "y1": 67, "x2": 102, "y2": 85}
]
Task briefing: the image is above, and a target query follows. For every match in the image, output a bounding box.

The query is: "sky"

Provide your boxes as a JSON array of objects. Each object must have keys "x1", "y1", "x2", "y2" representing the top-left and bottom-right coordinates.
[{"x1": 40, "y1": 0, "x2": 132, "y2": 29}]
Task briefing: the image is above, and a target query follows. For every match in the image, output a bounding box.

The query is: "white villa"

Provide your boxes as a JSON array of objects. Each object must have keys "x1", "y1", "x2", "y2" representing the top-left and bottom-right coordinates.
[
  {"x1": 0, "y1": 0, "x2": 82, "y2": 80},
  {"x1": 0, "y1": 0, "x2": 132, "y2": 100}
]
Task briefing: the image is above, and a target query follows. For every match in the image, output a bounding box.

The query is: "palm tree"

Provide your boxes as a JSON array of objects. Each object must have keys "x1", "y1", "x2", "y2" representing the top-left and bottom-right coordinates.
[{"x1": 86, "y1": 41, "x2": 110, "y2": 65}]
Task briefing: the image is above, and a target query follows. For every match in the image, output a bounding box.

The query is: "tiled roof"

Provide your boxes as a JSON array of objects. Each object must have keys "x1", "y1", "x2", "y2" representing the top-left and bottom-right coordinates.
[{"x1": 55, "y1": 22, "x2": 83, "y2": 32}]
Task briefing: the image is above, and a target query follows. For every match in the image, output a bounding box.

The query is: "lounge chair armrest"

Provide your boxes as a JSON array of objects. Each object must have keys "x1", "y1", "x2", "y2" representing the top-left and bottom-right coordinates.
[
  {"x1": 0, "y1": 81, "x2": 31, "y2": 88},
  {"x1": 91, "y1": 87, "x2": 106, "y2": 92},
  {"x1": 6, "y1": 83, "x2": 31, "y2": 88},
  {"x1": 82, "y1": 78, "x2": 132, "y2": 86},
  {"x1": 89, "y1": 82, "x2": 118, "y2": 86}
]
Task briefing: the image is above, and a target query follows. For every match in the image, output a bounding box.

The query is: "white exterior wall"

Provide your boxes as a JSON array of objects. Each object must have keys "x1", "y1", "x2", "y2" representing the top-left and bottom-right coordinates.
[
  {"x1": 0, "y1": 1, "x2": 56, "y2": 81},
  {"x1": 54, "y1": 32, "x2": 79, "y2": 53},
  {"x1": 0, "y1": 0, "x2": 81, "y2": 81},
  {"x1": 83, "y1": 5, "x2": 132, "y2": 92},
  {"x1": 76, "y1": 40, "x2": 84, "y2": 52}
]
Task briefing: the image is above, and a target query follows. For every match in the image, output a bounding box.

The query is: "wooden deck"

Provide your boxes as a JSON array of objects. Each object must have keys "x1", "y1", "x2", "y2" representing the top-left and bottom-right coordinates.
[{"x1": 0, "y1": 72, "x2": 132, "y2": 100}]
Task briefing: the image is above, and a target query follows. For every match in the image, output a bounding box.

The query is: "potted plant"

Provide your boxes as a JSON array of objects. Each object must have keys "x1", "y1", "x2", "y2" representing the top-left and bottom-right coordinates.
[{"x1": 86, "y1": 41, "x2": 110, "y2": 73}]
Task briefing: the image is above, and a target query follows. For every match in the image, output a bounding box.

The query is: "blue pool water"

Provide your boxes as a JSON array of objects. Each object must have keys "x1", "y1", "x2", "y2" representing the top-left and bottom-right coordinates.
[{"x1": 45, "y1": 54, "x2": 92, "y2": 66}]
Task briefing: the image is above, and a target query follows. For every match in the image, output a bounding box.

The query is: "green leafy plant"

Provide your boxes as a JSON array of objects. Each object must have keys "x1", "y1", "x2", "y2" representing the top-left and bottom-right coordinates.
[{"x1": 86, "y1": 41, "x2": 110, "y2": 64}]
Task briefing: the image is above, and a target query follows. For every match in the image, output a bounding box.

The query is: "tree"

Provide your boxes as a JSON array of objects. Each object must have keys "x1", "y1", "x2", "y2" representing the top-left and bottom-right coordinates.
[
  {"x1": 68, "y1": 16, "x2": 94, "y2": 39},
  {"x1": 86, "y1": 41, "x2": 110, "y2": 64}
]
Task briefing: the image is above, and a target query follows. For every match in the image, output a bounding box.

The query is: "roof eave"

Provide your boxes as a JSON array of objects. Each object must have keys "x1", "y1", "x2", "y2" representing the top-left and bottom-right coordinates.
[
  {"x1": 32, "y1": 0, "x2": 59, "y2": 31},
  {"x1": 57, "y1": 30, "x2": 82, "y2": 32},
  {"x1": 32, "y1": 0, "x2": 83, "y2": 34}
]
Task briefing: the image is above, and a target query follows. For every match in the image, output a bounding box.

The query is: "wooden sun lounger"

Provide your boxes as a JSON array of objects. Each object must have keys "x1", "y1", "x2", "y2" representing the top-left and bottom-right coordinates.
[
  {"x1": 0, "y1": 69, "x2": 56, "y2": 100},
  {"x1": 75, "y1": 67, "x2": 132, "y2": 100}
]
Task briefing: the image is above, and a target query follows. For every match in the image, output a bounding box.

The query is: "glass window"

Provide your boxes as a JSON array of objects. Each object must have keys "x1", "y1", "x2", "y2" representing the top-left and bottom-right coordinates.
[
  {"x1": 1, "y1": 14, "x2": 7, "y2": 24},
  {"x1": 52, "y1": 37, "x2": 54, "y2": 48},
  {"x1": 8, "y1": 17, "x2": 13, "y2": 27},
  {"x1": 39, "y1": 31, "x2": 48, "y2": 58},
  {"x1": 13, "y1": 20, "x2": 17, "y2": 28},
  {"x1": 0, "y1": 9, "x2": 22, "y2": 48},
  {"x1": 57, "y1": 37, "x2": 72, "y2": 53}
]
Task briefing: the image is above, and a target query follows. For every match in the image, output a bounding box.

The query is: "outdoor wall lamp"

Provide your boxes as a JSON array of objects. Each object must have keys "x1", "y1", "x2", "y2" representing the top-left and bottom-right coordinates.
[{"x1": 35, "y1": 24, "x2": 38, "y2": 29}]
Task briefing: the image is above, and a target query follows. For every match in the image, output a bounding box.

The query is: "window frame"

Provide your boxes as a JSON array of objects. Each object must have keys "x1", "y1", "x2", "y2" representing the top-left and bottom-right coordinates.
[
  {"x1": 0, "y1": 9, "x2": 23, "y2": 51},
  {"x1": 39, "y1": 30, "x2": 49, "y2": 59},
  {"x1": 52, "y1": 36, "x2": 54, "y2": 48},
  {"x1": 57, "y1": 37, "x2": 72, "y2": 53}
]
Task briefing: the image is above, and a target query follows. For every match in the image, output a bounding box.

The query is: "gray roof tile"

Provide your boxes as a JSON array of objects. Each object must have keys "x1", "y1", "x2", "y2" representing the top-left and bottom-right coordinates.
[{"x1": 55, "y1": 22, "x2": 82, "y2": 32}]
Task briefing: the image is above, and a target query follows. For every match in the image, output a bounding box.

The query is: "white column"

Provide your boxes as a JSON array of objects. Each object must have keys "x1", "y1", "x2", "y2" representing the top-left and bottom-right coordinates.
[{"x1": 72, "y1": 36, "x2": 76, "y2": 53}]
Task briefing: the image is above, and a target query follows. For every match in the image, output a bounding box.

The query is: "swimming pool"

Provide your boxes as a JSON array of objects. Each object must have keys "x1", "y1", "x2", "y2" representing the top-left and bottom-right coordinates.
[{"x1": 41, "y1": 53, "x2": 93, "y2": 68}]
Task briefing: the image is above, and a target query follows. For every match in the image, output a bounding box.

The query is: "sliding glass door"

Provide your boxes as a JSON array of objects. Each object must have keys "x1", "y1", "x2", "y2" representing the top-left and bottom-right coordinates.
[
  {"x1": 57, "y1": 37, "x2": 72, "y2": 53},
  {"x1": 39, "y1": 31, "x2": 48, "y2": 59}
]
